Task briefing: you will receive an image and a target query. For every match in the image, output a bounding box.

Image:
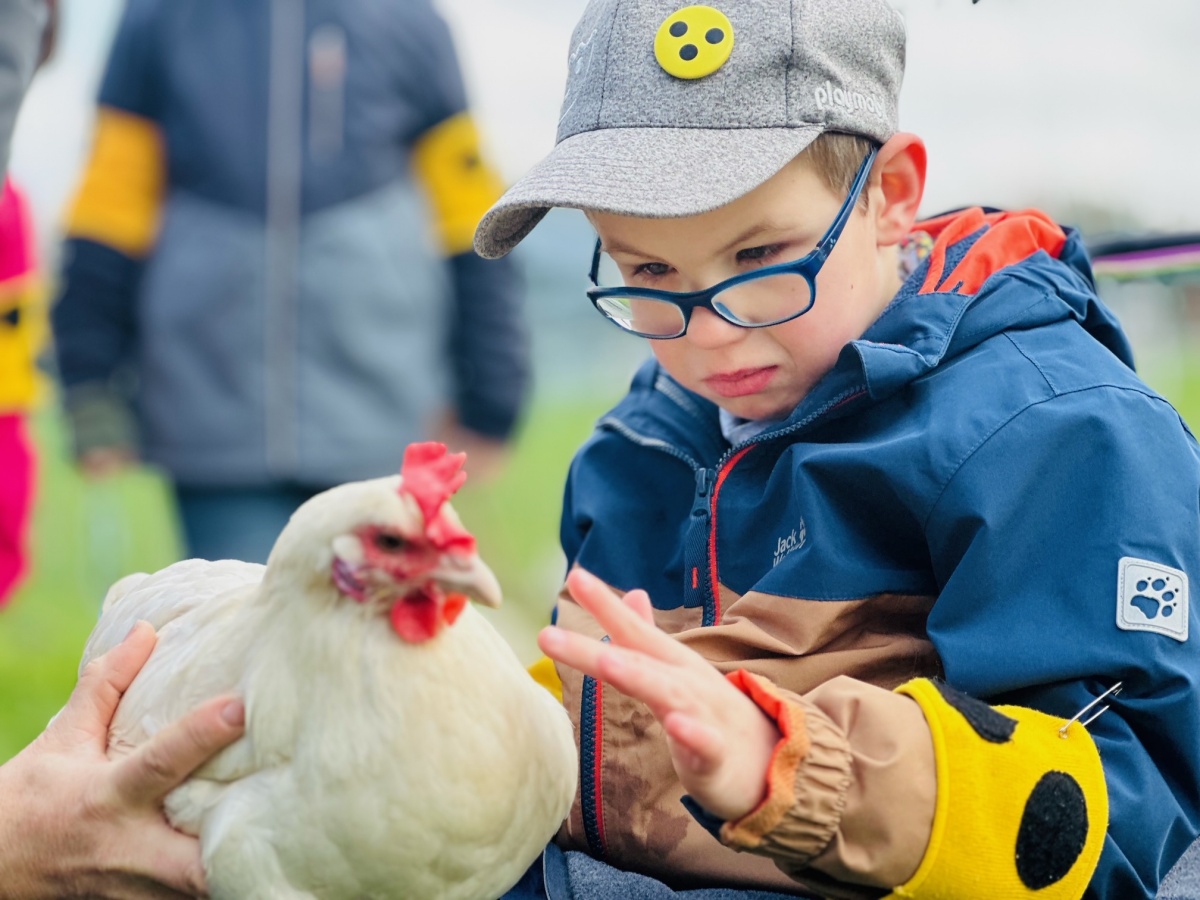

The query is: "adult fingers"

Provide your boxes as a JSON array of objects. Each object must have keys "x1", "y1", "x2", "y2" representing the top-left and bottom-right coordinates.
[
  {"x1": 52, "y1": 621, "x2": 158, "y2": 741},
  {"x1": 123, "y1": 825, "x2": 211, "y2": 898},
  {"x1": 111, "y1": 695, "x2": 244, "y2": 808},
  {"x1": 566, "y1": 569, "x2": 694, "y2": 666}
]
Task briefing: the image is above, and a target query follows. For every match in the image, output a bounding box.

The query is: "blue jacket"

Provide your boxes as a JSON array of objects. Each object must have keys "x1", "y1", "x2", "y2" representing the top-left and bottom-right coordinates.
[
  {"x1": 52, "y1": 0, "x2": 529, "y2": 485},
  {"x1": 555, "y1": 209, "x2": 1200, "y2": 898}
]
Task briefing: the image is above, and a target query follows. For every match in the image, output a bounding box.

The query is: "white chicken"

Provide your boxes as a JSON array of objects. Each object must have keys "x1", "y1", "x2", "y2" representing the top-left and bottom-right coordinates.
[{"x1": 79, "y1": 443, "x2": 577, "y2": 900}]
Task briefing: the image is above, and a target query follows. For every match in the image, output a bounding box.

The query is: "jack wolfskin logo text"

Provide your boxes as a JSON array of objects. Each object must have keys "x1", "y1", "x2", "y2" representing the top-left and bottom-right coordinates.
[
  {"x1": 773, "y1": 520, "x2": 807, "y2": 567},
  {"x1": 1117, "y1": 557, "x2": 1189, "y2": 642},
  {"x1": 813, "y1": 81, "x2": 885, "y2": 118}
]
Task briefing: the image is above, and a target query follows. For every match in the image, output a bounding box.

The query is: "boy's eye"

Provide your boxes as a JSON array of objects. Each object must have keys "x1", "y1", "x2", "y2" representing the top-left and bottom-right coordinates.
[
  {"x1": 737, "y1": 244, "x2": 784, "y2": 264},
  {"x1": 632, "y1": 261, "x2": 672, "y2": 279}
]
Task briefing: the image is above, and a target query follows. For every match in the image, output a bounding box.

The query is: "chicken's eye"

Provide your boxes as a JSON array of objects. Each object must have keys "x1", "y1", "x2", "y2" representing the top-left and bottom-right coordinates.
[{"x1": 373, "y1": 532, "x2": 408, "y2": 553}]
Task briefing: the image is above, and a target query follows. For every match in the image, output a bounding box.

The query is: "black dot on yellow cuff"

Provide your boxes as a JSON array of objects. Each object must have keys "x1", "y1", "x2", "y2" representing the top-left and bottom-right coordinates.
[
  {"x1": 1015, "y1": 771, "x2": 1089, "y2": 889},
  {"x1": 931, "y1": 678, "x2": 1018, "y2": 743}
]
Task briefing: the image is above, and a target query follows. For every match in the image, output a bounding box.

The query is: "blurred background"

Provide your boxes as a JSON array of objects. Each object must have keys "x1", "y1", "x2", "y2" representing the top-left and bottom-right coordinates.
[{"x1": 2, "y1": 0, "x2": 1199, "y2": 761}]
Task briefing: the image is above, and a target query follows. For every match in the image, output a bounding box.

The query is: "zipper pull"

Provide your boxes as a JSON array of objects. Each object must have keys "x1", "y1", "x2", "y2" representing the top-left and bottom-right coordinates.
[
  {"x1": 691, "y1": 467, "x2": 710, "y2": 519},
  {"x1": 685, "y1": 468, "x2": 711, "y2": 605}
]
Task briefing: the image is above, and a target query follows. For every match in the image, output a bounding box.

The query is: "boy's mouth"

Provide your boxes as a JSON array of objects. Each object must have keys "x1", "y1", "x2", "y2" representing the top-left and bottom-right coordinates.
[{"x1": 704, "y1": 366, "x2": 777, "y2": 398}]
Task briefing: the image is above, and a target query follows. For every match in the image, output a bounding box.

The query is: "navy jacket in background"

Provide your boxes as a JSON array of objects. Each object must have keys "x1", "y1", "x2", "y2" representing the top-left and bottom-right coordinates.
[{"x1": 53, "y1": 0, "x2": 530, "y2": 485}]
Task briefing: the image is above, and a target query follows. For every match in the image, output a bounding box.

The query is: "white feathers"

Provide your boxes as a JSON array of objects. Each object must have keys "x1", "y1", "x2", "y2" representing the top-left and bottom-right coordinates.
[{"x1": 80, "y1": 477, "x2": 577, "y2": 899}]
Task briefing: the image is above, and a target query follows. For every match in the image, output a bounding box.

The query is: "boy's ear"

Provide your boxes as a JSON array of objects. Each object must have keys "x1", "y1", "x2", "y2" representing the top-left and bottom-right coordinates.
[{"x1": 870, "y1": 133, "x2": 927, "y2": 248}]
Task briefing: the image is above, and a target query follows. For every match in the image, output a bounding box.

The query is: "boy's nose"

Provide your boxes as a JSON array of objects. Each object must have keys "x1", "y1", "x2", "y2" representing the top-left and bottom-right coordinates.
[{"x1": 685, "y1": 307, "x2": 746, "y2": 349}]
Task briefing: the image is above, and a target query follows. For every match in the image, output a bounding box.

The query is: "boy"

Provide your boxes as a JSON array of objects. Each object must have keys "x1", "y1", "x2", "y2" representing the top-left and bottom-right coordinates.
[{"x1": 477, "y1": 1, "x2": 1199, "y2": 898}]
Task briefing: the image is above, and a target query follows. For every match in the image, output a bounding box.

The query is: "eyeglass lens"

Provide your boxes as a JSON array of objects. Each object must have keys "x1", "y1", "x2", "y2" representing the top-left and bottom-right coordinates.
[{"x1": 595, "y1": 270, "x2": 814, "y2": 337}]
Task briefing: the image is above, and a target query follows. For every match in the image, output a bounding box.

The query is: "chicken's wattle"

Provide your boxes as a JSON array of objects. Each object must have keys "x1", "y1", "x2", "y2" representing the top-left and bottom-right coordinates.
[{"x1": 389, "y1": 585, "x2": 467, "y2": 643}]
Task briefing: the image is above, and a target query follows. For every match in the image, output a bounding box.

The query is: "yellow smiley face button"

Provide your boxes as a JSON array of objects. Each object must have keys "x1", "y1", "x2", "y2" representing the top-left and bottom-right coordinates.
[{"x1": 654, "y1": 6, "x2": 734, "y2": 80}]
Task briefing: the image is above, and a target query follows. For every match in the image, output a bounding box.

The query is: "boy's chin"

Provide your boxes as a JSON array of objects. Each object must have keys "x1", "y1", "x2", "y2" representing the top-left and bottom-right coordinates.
[{"x1": 714, "y1": 394, "x2": 796, "y2": 423}]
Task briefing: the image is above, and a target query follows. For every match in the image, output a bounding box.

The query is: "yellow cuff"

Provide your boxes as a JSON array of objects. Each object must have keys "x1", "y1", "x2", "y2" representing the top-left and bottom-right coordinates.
[{"x1": 888, "y1": 678, "x2": 1107, "y2": 900}]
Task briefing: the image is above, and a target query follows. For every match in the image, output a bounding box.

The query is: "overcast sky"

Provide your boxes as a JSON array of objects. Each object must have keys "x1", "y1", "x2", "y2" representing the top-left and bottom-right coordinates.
[{"x1": 11, "y1": 0, "x2": 1200, "y2": 243}]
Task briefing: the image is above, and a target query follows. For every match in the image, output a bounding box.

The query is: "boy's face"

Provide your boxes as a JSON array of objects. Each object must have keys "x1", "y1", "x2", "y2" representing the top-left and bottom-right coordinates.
[{"x1": 590, "y1": 153, "x2": 899, "y2": 421}]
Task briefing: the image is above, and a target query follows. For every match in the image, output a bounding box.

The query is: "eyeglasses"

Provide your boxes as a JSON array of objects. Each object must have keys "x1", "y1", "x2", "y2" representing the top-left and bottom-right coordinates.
[{"x1": 586, "y1": 147, "x2": 878, "y2": 340}]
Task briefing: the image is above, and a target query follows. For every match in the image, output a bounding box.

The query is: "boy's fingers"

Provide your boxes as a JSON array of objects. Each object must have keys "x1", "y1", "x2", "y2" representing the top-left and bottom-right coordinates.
[
  {"x1": 596, "y1": 645, "x2": 706, "y2": 723},
  {"x1": 53, "y1": 621, "x2": 158, "y2": 740},
  {"x1": 540, "y1": 626, "x2": 674, "y2": 709},
  {"x1": 111, "y1": 696, "x2": 244, "y2": 807},
  {"x1": 663, "y1": 711, "x2": 724, "y2": 776},
  {"x1": 566, "y1": 569, "x2": 693, "y2": 665},
  {"x1": 622, "y1": 588, "x2": 657, "y2": 626},
  {"x1": 539, "y1": 625, "x2": 605, "y2": 679}
]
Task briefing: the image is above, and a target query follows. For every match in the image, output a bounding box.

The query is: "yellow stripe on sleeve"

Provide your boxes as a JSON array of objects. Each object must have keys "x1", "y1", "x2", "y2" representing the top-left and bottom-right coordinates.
[
  {"x1": 66, "y1": 106, "x2": 166, "y2": 258},
  {"x1": 411, "y1": 112, "x2": 505, "y2": 256}
]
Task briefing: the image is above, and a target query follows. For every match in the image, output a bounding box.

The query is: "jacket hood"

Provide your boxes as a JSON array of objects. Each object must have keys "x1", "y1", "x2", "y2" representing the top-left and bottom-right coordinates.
[
  {"x1": 604, "y1": 207, "x2": 1137, "y2": 457},
  {"x1": 847, "y1": 207, "x2": 1135, "y2": 404}
]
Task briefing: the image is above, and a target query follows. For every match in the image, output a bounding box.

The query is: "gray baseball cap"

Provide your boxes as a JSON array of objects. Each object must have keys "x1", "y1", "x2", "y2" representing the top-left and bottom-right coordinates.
[{"x1": 474, "y1": 0, "x2": 906, "y2": 259}]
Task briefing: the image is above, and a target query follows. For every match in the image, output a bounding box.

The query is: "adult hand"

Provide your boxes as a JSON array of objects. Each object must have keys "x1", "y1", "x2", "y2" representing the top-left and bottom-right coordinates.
[
  {"x1": 79, "y1": 446, "x2": 138, "y2": 481},
  {"x1": 538, "y1": 568, "x2": 781, "y2": 822},
  {"x1": 0, "y1": 621, "x2": 244, "y2": 899}
]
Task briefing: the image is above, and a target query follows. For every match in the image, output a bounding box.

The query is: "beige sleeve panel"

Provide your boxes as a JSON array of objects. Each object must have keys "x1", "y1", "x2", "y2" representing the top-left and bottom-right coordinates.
[{"x1": 721, "y1": 673, "x2": 936, "y2": 892}]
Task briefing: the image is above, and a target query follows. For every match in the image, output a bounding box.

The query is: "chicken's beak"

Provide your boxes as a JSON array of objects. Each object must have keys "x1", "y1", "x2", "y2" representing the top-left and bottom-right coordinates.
[{"x1": 431, "y1": 552, "x2": 503, "y2": 609}]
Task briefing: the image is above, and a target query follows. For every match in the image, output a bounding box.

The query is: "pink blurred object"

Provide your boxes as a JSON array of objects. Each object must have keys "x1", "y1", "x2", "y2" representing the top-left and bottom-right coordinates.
[
  {"x1": 0, "y1": 413, "x2": 34, "y2": 607},
  {"x1": 0, "y1": 177, "x2": 36, "y2": 284},
  {"x1": 0, "y1": 177, "x2": 38, "y2": 608}
]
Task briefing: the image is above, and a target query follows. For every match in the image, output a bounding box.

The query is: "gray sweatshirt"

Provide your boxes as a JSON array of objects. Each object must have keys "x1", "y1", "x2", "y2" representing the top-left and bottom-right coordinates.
[{"x1": 0, "y1": 0, "x2": 44, "y2": 180}]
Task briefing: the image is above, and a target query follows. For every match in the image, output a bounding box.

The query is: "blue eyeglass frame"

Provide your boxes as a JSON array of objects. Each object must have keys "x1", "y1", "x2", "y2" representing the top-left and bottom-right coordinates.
[{"x1": 586, "y1": 146, "x2": 878, "y2": 339}]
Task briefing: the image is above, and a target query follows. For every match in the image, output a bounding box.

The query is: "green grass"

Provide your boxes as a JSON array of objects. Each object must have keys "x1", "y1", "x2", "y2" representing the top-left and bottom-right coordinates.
[
  {"x1": 0, "y1": 389, "x2": 622, "y2": 762},
  {"x1": 3, "y1": 355, "x2": 1199, "y2": 764}
]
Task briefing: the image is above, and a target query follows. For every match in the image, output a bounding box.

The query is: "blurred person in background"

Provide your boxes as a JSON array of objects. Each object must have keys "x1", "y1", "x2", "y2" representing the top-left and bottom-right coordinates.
[
  {"x1": 0, "y1": 0, "x2": 54, "y2": 608},
  {"x1": 52, "y1": 0, "x2": 531, "y2": 564},
  {"x1": 0, "y1": 3, "x2": 245, "y2": 896}
]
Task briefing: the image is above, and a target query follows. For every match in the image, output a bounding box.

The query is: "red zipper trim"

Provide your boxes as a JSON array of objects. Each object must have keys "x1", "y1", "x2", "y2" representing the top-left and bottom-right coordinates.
[
  {"x1": 707, "y1": 446, "x2": 755, "y2": 624},
  {"x1": 592, "y1": 680, "x2": 606, "y2": 852}
]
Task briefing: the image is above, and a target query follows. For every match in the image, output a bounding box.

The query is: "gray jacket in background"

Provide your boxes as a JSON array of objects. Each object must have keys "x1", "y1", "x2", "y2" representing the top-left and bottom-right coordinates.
[{"x1": 0, "y1": 0, "x2": 45, "y2": 180}]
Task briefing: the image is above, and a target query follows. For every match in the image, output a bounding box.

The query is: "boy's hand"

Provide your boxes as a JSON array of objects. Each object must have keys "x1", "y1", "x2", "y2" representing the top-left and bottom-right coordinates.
[
  {"x1": 0, "y1": 621, "x2": 245, "y2": 898},
  {"x1": 539, "y1": 568, "x2": 781, "y2": 822}
]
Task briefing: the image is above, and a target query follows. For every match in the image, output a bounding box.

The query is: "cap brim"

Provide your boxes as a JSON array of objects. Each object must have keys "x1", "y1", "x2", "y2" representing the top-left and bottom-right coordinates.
[{"x1": 474, "y1": 125, "x2": 825, "y2": 259}]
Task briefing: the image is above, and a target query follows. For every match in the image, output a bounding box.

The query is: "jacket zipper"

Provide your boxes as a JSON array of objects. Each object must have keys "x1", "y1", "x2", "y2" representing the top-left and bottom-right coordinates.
[
  {"x1": 703, "y1": 446, "x2": 756, "y2": 625},
  {"x1": 578, "y1": 385, "x2": 866, "y2": 858},
  {"x1": 264, "y1": 0, "x2": 305, "y2": 476},
  {"x1": 580, "y1": 638, "x2": 609, "y2": 859}
]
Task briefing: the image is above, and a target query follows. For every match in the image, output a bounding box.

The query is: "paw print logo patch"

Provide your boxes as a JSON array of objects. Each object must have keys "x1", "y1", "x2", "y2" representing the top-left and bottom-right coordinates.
[
  {"x1": 654, "y1": 6, "x2": 734, "y2": 80},
  {"x1": 1117, "y1": 557, "x2": 1189, "y2": 642}
]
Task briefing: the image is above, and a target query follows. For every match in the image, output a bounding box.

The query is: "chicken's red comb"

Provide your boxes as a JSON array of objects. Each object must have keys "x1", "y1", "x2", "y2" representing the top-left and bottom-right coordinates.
[{"x1": 400, "y1": 442, "x2": 468, "y2": 525}]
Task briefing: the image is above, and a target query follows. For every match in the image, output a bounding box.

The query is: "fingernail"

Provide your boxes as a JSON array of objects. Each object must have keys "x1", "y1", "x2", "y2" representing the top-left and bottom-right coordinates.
[
  {"x1": 221, "y1": 699, "x2": 245, "y2": 727},
  {"x1": 124, "y1": 619, "x2": 150, "y2": 640}
]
